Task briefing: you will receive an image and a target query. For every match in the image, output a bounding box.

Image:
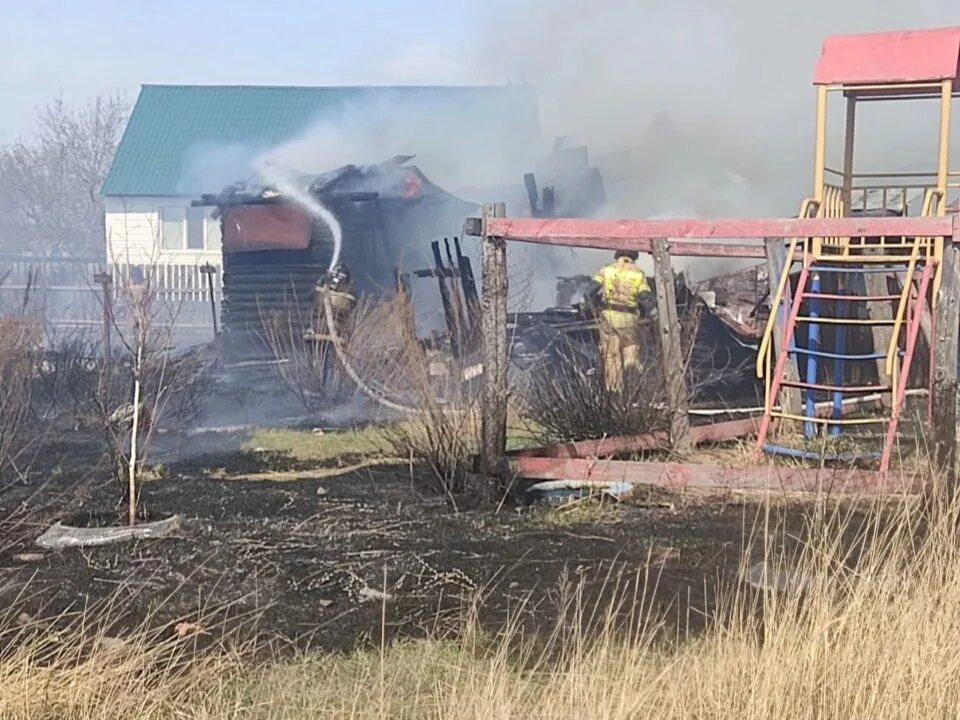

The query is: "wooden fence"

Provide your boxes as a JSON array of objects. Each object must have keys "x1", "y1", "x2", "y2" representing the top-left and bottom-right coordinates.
[{"x1": 0, "y1": 255, "x2": 222, "y2": 349}]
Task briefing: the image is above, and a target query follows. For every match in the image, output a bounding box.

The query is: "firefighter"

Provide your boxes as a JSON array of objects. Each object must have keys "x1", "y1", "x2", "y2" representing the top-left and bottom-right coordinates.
[{"x1": 590, "y1": 249, "x2": 655, "y2": 392}]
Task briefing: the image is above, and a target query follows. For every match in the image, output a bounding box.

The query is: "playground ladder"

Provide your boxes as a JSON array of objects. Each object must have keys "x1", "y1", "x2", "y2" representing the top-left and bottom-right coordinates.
[{"x1": 755, "y1": 221, "x2": 938, "y2": 472}]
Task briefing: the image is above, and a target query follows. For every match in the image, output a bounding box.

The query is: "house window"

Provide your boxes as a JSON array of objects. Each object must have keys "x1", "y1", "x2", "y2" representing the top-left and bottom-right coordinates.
[
  {"x1": 206, "y1": 215, "x2": 223, "y2": 254},
  {"x1": 187, "y1": 207, "x2": 206, "y2": 250},
  {"x1": 160, "y1": 207, "x2": 186, "y2": 250},
  {"x1": 160, "y1": 205, "x2": 221, "y2": 251}
]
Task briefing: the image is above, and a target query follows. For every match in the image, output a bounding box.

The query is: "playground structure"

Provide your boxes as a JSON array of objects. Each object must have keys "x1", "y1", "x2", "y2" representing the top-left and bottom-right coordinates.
[{"x1": 471, "y1": 27, "x2": 960, "y2": 494}]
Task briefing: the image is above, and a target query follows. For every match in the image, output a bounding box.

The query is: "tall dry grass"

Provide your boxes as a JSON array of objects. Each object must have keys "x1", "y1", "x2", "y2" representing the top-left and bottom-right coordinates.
[{"x1": 7, "y1": 493, "x2": 960, "y2": 718}]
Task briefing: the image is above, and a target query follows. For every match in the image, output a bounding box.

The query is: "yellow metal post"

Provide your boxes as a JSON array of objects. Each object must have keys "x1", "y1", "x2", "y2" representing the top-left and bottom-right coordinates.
[
  {"x1": 936, "y1": 80, "x2": 953, "y2": 215},
  {"x1": 842, "y1": 95, "x2": 857, "y2": 210},
  {"x1": 813, "y1": 85, "x2": 829, "y2": 256},
  {"x1": 934, "y1": 79, "x2": 953, "y2": 299}
]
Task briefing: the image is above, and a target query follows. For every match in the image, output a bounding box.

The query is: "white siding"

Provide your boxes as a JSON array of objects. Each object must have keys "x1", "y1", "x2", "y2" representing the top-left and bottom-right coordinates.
[{"x1": 104, "y1": 197, "x2": 222, "y2": 267}]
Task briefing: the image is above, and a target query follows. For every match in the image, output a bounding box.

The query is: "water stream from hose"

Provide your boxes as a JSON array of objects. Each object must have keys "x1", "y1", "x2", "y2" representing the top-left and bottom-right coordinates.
[{"x1": 255, "y1": 160, "x2": 343, "y2": 271}]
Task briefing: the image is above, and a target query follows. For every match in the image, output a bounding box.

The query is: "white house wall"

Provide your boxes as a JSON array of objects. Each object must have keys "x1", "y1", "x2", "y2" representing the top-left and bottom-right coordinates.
[{"x1": 104, "y1": 197, "x2": 222, "y2": 268}]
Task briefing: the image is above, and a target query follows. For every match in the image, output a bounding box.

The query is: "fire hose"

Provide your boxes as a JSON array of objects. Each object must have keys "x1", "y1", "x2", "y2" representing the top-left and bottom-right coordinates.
[{"x1": 321, "y1": 292, "x2": 415, "y2": 414}]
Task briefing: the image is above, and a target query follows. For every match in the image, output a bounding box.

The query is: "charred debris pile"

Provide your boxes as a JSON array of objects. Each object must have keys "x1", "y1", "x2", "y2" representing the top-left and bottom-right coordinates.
[{"x1": 193, "y1": 148, "x2": 777, "y2": 410}]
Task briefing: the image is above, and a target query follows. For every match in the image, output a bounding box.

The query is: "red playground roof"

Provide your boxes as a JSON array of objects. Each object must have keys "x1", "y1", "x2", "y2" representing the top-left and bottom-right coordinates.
[{"x1": 814, "y1": 27, "x2": 960, "y2": 86}]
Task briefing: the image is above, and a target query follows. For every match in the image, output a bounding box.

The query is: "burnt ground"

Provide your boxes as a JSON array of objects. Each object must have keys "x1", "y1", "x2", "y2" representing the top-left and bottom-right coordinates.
[{"x1": 0, "y1": 429, "x2": 862, "y2": 653}]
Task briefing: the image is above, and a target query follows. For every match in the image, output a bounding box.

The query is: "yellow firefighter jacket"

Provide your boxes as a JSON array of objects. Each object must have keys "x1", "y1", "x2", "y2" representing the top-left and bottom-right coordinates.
[{"x1": 593, "y1": 258, "x2": 652, "y2": 329}]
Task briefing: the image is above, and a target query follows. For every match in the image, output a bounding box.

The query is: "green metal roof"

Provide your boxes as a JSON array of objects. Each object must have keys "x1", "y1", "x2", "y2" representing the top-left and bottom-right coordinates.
[{"x1": 102, "y1": 84, "x2": 540, "y2": 197}]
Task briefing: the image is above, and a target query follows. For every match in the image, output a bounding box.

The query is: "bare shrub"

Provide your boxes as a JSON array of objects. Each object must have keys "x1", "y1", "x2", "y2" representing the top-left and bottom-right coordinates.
[
  {"x1": 379, "y1": 291, "x2": 480, "y2": 498},
  {"x1": 259, "y1": 293, "x2": 391, "y2": 411},
  {"x1": 87, "y1": 261, "x2": 214, "y2": 523},
  {"x1": 520, "y1": 331, "x2": 670, "y2": 444},
  {"x1": 0, "y1": 316, "x2": 41, "y2": 480},
  {"x1": 32, "y1": 329, "x2": 101, "y2": 423},
  {"x1": 260, "y1": 283, "x2": 480, "y2": 498},
  {"x1": 519, "y1": 305, "x2": 708, "y2": 444}
]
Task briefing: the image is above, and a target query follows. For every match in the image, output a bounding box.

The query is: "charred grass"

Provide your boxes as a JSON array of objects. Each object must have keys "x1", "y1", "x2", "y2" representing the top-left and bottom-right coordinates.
[{"x1": 3, "y1": 488, "x2": 960, "y2": 718}]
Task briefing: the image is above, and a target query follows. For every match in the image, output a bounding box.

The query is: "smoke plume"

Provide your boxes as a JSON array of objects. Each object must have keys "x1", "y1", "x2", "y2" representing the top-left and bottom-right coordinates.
[{"x1": 477, "y1": 0, "x2": 958, "y2": 287}]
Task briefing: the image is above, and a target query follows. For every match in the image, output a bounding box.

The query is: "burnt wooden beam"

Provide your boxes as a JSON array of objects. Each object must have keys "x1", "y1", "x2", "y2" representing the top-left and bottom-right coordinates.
[
  {"x1": 431, "y1": 241, "x2": 460, "y2": 358},
  {"x1": 481, "y1": 216, "x2": 954, "y2": 246},
  {"x1": 480, "y1": 203, "x2": 509, "y2": 494},
  {"x1": 652, "y1": 238, "x2": 692, "y2": 453},
  {"x1": 510, "y1": 417, "x2": 759, "y2": 459},
  {"x1": 932, "y1": 241, "x2": 960, "y2": 496}
]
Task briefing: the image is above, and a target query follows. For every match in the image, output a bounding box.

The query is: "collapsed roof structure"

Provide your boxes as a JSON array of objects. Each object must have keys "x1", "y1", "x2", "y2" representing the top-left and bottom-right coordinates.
[{"x1": 197, "y1": 157, "x2": 476, "y2": 358}]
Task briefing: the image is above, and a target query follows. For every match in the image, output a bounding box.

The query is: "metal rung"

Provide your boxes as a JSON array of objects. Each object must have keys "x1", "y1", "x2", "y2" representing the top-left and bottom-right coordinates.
[
  {"x1": 800, "y1": 292, "x2": 902, "y2": 302},
  {"x1": 761, "y1": 444, "x2": 882, "y2": 462},
  {"x1": 809, "y1": 265, "x2": 924, "y2": 274},
  {"x1": 780, "y1": 380, "x2": 891, "y2": 393},
  {"x1": 787, "y1": 346, "x2": 903, "y2": 361},
  {"x1": 795, "y1": 317, "x2": 897, "y2": 325},
  {"x1": 769, "y1": 412, "x2": 889, "y2": 425},
  {"x1": 811, "y1": 255, "x2": 931, "y2": 263}
]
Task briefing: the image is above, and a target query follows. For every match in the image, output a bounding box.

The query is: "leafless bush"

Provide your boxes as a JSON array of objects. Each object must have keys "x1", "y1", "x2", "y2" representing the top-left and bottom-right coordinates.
[
  {"x1": 260, "y1": 289, "x2": 426, "y2": 412},
  {"x1": 259, "y1": 293, "x2": 369, "y2": 410},
  {"x1": 377, "y1": 292, "x2": 480, "y2": 498},
  {"x1": 519, "y1": 308, "x2": 705, "y2": 445},
  {"x1": 85, "y1": 260, "x2": 214, "y2": 523},
  {"x1": 520, "y1": 331, "x2": 670, "y2": 444},
  {"x1": 0, "y1": 317, "x2": 41, "y2": 480},
  {"x1": 261, "y1": 284, "x2": 480, "y2": 498},
  {"x1": 32, "y1": 329, "x2": 101, "y2": 423}
]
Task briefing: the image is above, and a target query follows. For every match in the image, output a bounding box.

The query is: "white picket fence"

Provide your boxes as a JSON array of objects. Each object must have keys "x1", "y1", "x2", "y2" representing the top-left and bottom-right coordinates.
[{"x1": 0, "y1": 255, "x2": 222, "y2": 349}]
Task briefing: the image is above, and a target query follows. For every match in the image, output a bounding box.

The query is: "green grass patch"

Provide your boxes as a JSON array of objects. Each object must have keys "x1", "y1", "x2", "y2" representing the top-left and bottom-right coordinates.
[{"x1": 243, "y1": 426, "x2": 396, "y2": 465}]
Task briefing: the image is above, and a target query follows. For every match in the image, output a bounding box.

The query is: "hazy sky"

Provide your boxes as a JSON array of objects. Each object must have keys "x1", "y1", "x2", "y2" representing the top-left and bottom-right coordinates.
[{"x1": 0, "y1": 0, "x2": 489, "y2": 139}]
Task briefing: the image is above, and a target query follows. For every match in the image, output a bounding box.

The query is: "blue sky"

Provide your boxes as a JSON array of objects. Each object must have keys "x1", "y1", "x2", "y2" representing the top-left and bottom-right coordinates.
[{"x1": 0, "y1": 0, "x2": 489, "y2": 139}]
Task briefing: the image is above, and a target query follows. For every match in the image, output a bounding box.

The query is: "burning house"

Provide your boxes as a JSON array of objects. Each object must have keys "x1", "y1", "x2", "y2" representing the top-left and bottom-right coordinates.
[{"x1": 198, "y1": 158, "x2": 477, "y2": 358}]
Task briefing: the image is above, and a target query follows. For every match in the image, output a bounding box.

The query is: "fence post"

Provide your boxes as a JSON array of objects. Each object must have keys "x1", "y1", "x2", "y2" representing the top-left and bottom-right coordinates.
[
  {"x1": 93, "y1": 272, "x2": 113, "y2": 363},
  {"x1": 200, "y1": 263, "x2": 219, "y2": 337},
  {"x1": 932, "y1": 239, "x2": 959, "y2": 497},
  {"x1": 651, "y1": 238, "x2": 692, "y2": 453},
  {"x1": 764, "y1": 238, "x2": 802, "y2": 416},
  {"x1": 480, "y1": 203, "x2": 509, "y2": 494}
]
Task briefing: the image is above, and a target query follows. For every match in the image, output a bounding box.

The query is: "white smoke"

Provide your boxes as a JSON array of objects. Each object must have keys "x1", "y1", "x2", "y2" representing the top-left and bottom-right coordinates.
[
  {"x1": 474, "y1": 0, "x2": 958, "y2": 287},
  {"x1": 253, "y1": 159, "x2": 343, "y2": 272},
  {"x1": 481, "y1": 0, "x2": 957, "y2": 218}
]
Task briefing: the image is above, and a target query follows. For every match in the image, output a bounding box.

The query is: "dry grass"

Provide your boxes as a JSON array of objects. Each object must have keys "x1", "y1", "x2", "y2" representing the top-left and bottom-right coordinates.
[
  {"x1": 0, "y1": 317, "x2": 40, "y2": 479},
  {"x1": 6, "y1": 490, "x2": 960, "y2": 717}
]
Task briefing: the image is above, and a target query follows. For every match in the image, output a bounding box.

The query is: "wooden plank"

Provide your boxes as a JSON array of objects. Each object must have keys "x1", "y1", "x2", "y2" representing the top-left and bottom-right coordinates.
[
  {"x1": 504, "y1": 457, "x2": 920, "y2": 494},
  {"x1": 431, "y1": 240, "x2": 460, "y2": 358},
  {"x1": 652, "y1": 239, "x2": 692, "y2": 453},
  {"x1": 932, "y1": 240, "x2": 960, "y2": 494},
  {"x1": 764, "y1": 238, "x2": 802, "y2": 416},
  {"x1": 511, "y1": 417, "x2": 759, "y2": 459},
  {"x1": 480, "y1": 203, "x2": 509, "y2": 493},
  {"x1": 482, "y1": 216, "x2": 954, "y2": 248}
]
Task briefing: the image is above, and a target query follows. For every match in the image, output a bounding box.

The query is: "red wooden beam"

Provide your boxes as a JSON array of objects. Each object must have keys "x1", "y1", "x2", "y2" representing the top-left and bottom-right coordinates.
[
  {"x1": 511, "y1": 417, "x2": 759, "y2": 459},
  {"x1": 505, "y1": 457, "x2": 921, "y2": 495},
  {"x1": 483, "y1": 217, "x2": 956, "y2": 253}
]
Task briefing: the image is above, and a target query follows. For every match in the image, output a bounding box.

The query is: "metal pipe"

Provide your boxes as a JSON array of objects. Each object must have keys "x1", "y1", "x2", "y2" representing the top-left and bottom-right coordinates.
[
  {"x1": 814, "y1": 85, "x2": 828, "y2": 210},
  {"x1": 832, "y1": 293, "x2": 847, "y2": 437},
  {"x1": 934, "y1": 79, "x2": 954, "y2": 300},
  {"x1": 805, "y1": 272, "x2": 821, "y2": 439},
  {"x1": 843, "y1": 97, "x2": 857, "y2": 207}
]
